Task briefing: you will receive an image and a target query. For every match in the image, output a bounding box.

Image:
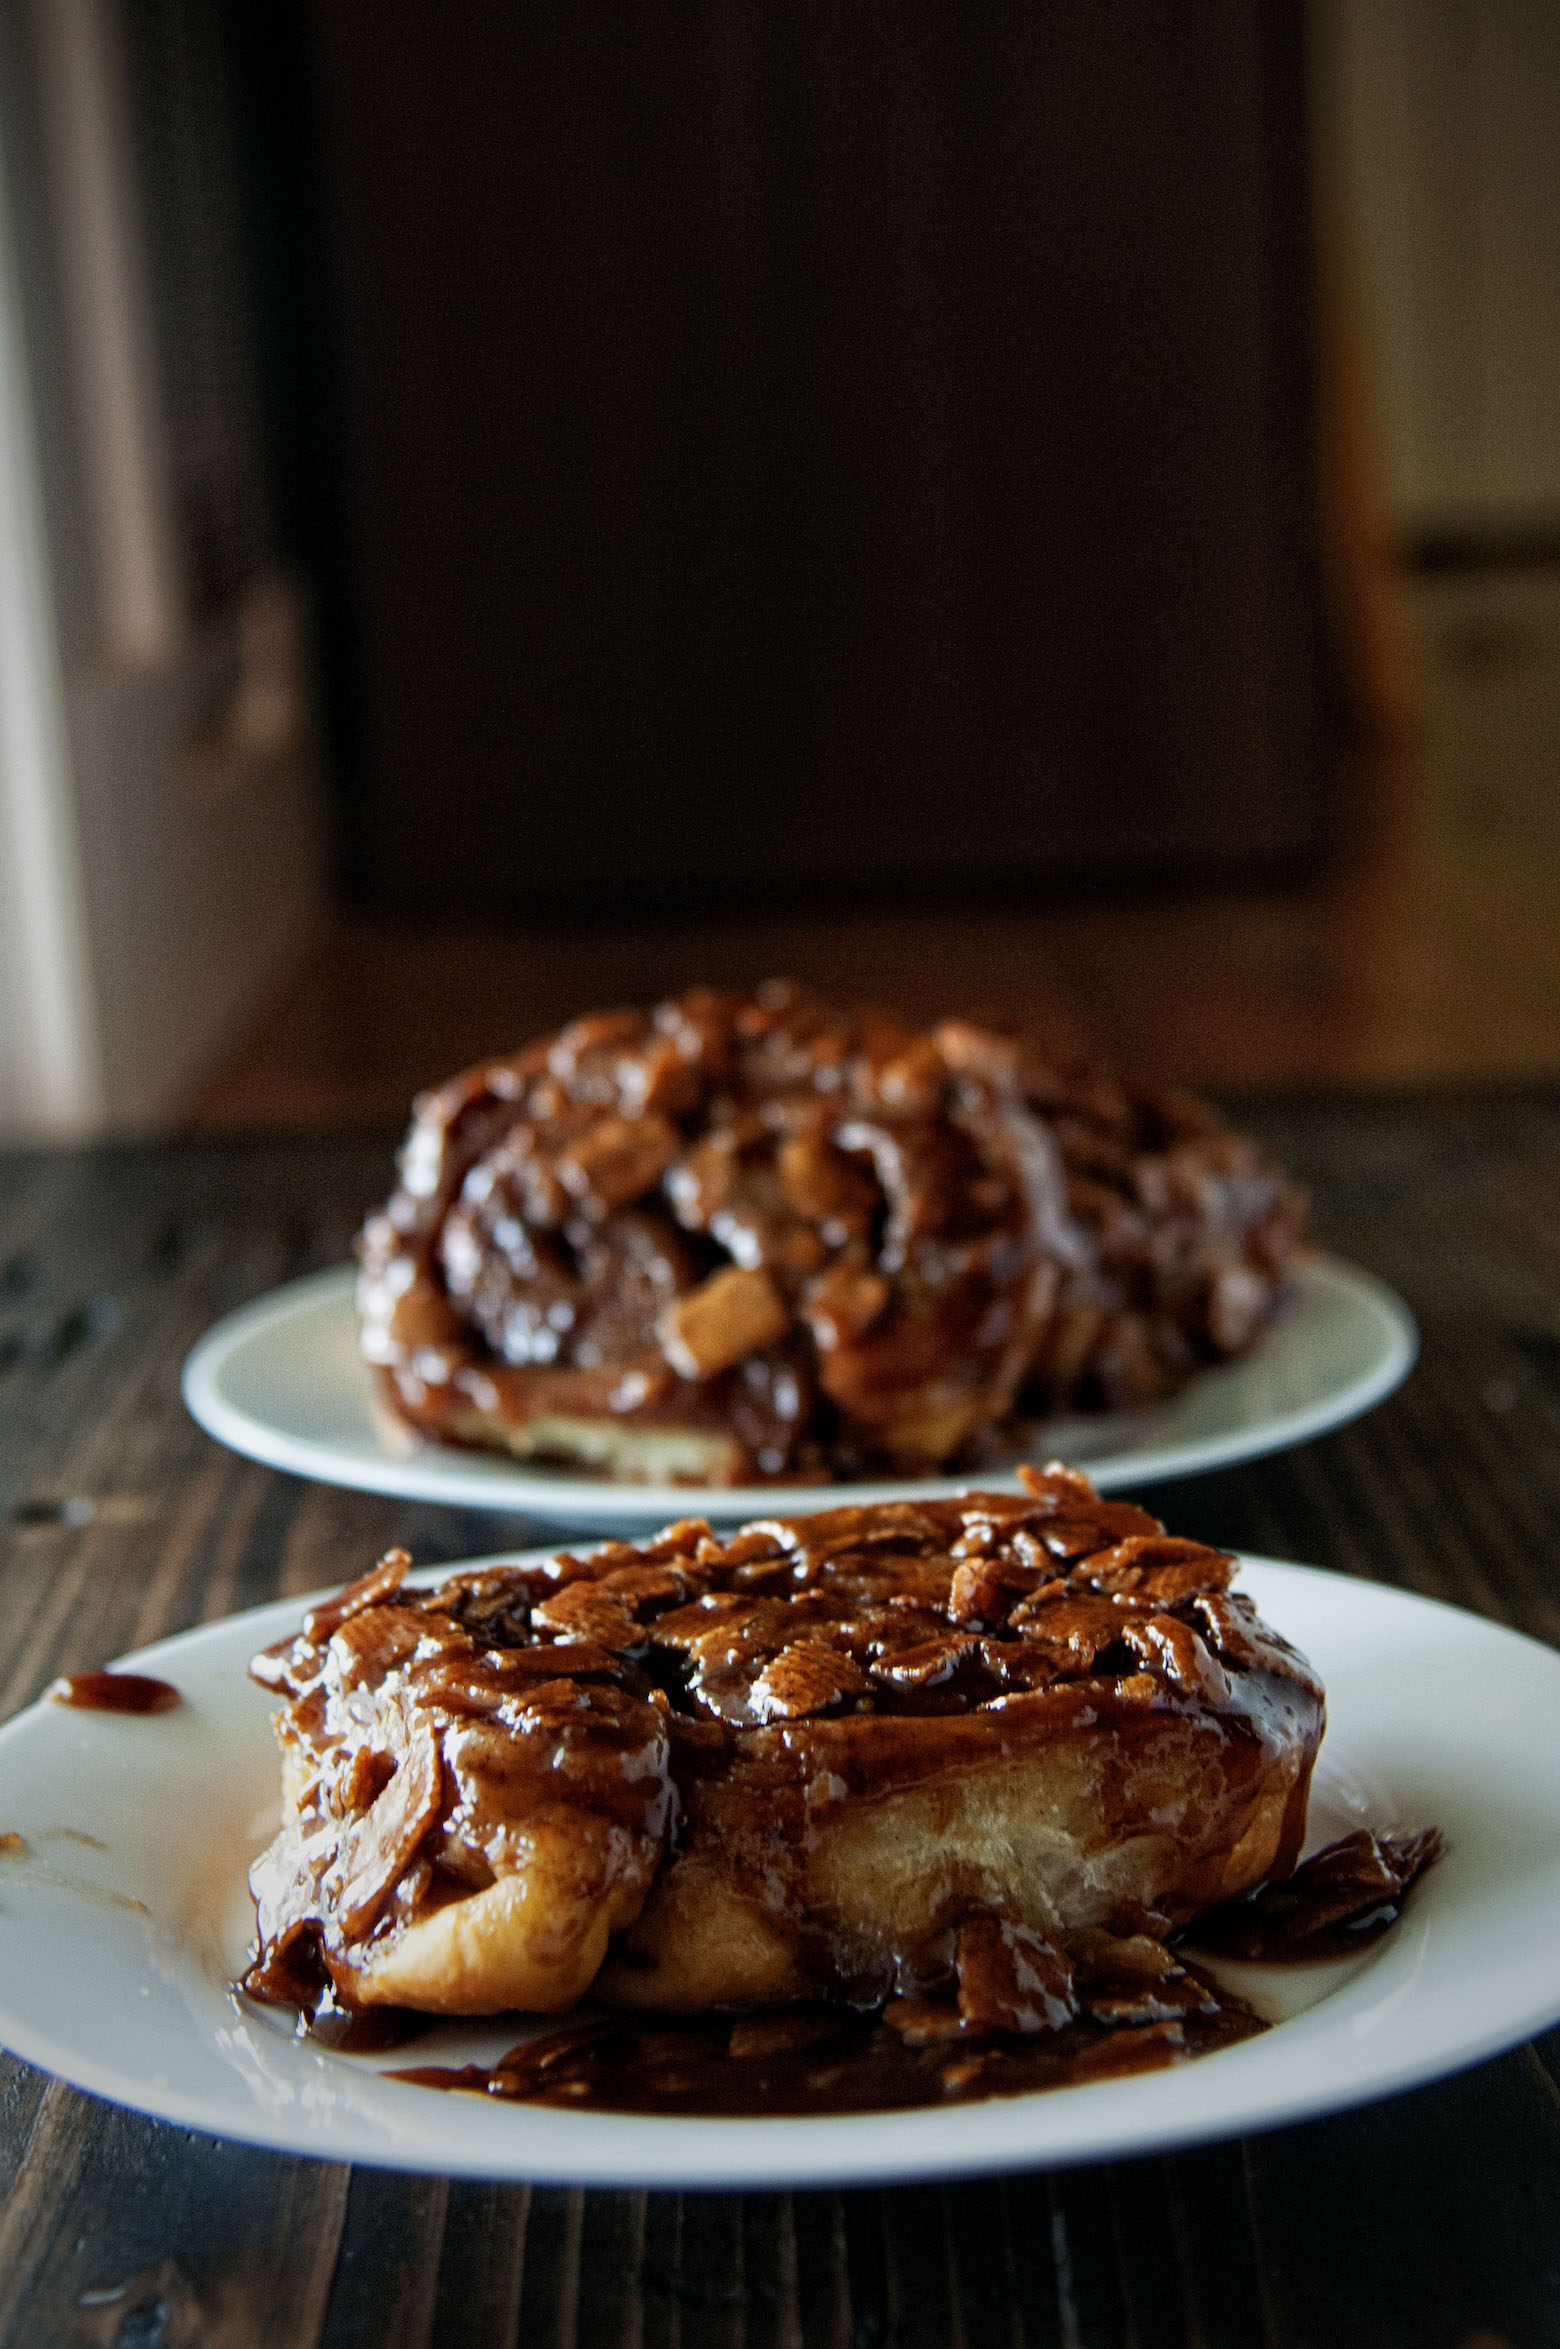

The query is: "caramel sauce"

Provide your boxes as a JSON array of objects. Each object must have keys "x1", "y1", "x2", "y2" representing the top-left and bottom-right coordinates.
[
  {"x1": 47, "y1": 1671, "x2": 181, "y2": 1715},
  {"x1": 294, "y1": 1990, "x2": 431, "y2": 2057},
  {"x1": 387, "y1": 1989, "x2": 1265, "y2": 2118},
  {"x1": 312, "y1": 1829, "x2": 1441, "y2": 2118},
  {"x1": 1186, "y1": 1829, "x2": 1445, "y2": 1963}
]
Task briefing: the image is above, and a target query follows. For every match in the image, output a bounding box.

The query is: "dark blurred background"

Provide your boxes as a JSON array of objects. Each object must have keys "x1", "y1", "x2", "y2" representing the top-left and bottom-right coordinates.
[
  {"x1": 305, "y1": 1, "x2": 1336, "y2": 915},
  {"x1": 0, "y1": 0, "x2": 1556, "y2": 1133}
]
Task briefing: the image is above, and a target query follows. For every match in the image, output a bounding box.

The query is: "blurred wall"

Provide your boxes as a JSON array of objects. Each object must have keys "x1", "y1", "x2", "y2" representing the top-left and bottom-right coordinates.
[
  {"x1": 0, "y1": 0, "x2": 323, "y2": 1140},
  {"x1": 1321, "y1": 0, "x2": 1560, "y2": 546}
]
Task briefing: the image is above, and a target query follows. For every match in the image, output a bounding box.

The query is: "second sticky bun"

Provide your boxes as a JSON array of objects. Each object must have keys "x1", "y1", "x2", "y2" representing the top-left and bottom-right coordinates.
[{"x1": 359, "y1": 985, "x2": 1304, "y2": 1484}]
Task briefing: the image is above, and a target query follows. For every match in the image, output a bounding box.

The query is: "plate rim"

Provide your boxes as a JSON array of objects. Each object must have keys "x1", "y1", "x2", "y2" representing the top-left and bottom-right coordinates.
[
  {"x1": 180, "y1": 1253, "x2": 1419, "y2": 1522},
  {"x1": 1, "y1": 1551, "x2": 1557, "y2": 2185}
]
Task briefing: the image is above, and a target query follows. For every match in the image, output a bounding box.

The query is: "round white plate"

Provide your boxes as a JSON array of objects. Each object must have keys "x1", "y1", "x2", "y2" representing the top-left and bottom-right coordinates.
[
  {"x1": 181, "y1": 1255, "x2": 1416, "y2": 1533},
  {"x1": 0, "y1": 1555, "x2": 1555, "y2": 2186}
]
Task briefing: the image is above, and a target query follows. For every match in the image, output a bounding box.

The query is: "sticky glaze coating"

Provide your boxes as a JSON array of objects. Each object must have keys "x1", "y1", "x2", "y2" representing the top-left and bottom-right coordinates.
[
  {"x1": 358, "y1": 984, "x2": 1306, "y2": 1483},
  {"x1": 245, "y1": 1467, "x2": 1324, "y2": 2024}
]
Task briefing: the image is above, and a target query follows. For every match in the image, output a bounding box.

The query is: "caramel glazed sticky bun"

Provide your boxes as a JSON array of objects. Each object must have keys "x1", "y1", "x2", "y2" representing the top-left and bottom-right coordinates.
[
  {"x1": 245, "y1": 1469, "x2": 1380, "y2": 2109},
  {"x1": 357, "y1": 984, "x2": 1307, "y2": 1485}
]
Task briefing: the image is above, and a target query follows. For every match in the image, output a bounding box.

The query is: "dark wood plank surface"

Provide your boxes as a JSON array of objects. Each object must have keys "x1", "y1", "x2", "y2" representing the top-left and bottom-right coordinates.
[{"x1": 2, "y1": 1095, "x2": 1560, "y2": 2347}]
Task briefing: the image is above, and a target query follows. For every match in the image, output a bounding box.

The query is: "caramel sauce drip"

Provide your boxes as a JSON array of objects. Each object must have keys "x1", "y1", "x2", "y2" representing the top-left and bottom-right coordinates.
[
  {"x1": 47, "y1": 1671, "x2": 181, "y2": 1715},
  {"x1": 1186, "y1": 1828, "x2": 1445, "y2": 1962},
  {"x1": 387, "y1": 1994, "x2": 1265, "y2": 2117}
]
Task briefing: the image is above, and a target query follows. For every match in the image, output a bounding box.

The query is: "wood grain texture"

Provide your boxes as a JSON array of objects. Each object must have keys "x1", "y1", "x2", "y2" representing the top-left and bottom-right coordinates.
[{"x1": 2, "y1": 1097, "x2": 1559, "y2": 2345}]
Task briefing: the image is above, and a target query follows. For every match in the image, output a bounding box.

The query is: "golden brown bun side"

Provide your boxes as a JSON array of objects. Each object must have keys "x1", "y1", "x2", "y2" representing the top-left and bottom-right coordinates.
[
  {"x1": 245, "y1": 1582, "x2": 674, "y2": 2021},
  {"x1": 338, "y1": 1823, "x2": 652, "y2": 2015},
  {"x1": 598, "y1": 1672, "x2": 1321, "y2": 2011},
  {"x1": 372, "y1": 1362, "x2": 751, "y2": 1485}
]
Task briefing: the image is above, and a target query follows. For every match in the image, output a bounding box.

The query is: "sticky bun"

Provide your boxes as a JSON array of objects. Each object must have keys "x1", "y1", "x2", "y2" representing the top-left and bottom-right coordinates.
[
  {"x1": 358, "y1": 984, "x2": 1305, "y2": 1484},
  {"x1": 245, "y1": 1468, "x2": 1324, "y2": 2025}
]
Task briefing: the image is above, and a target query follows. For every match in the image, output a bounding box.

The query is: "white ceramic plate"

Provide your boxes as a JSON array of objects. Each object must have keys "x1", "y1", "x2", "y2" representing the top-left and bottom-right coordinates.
[
  {"x1": 181, "y1": 1255, "x2": 1416, "y2": 1533},
  {"x1": 1, "y1": 1555, "x2": 1556, "y2": 2186}
]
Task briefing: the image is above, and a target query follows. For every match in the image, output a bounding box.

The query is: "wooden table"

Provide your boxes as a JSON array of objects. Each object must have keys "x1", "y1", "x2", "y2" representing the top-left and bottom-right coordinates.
[{"x1": 2, "y1": 1095, "x2": 1560, "y2": 2348}]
